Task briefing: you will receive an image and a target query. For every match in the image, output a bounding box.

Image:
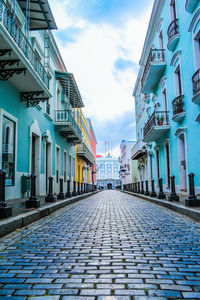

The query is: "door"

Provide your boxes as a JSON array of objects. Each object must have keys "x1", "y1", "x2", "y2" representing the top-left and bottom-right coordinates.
[
  {"x1": 46, "y1": 143, "x2": 51, "y2": 194},
  {"x1": 178, "y1": 133, "x2": 187, "y2": 191},
  {"x1": 31, "y1": 135, "x2": 36, "y2": 174}
]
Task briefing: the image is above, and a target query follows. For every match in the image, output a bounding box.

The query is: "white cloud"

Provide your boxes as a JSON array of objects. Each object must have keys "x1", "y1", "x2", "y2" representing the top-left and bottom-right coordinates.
[{"x1": 51, "y1": 4, "x2": 152, "y2": 121}]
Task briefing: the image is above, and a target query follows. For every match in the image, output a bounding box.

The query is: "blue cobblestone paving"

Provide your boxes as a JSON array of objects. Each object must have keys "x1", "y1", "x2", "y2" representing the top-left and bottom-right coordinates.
[{"x1": 0, "y1": 190, "x2": 200, "y2": 299}]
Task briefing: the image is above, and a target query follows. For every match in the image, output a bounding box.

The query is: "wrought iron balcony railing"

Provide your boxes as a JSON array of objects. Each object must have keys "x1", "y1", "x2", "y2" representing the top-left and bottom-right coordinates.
[
  {"x1": 141, "y1": 49, "x2": 165, "y2": 88},
  {"x1": 167, "y1": 19, "x2": 179, "y2": 41},
  {"x1": 144, "y1": 111, "x2": 169, "y2": 138},
  {"x1": 172, "y1": 95, "x2": 184, "y2": 116},
  {"x1": 77, "y1": 143, "x2": 95, "y2": 165},
  {"x1": 0, "y1": 0, "x2": 49, "y2": 88},
  {"x1": 192, "y1": 68, "x2": 200, "y2": 96},
  {"x1": 55, "y1": 110, "x2": 82, "y2": 137}
]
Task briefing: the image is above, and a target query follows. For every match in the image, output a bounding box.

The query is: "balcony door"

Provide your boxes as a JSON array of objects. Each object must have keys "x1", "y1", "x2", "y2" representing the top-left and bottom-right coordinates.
[
  {"x1": 31, "y1": 134, "x2": 40, "y2": 194},
  {"x1": 178, "y1": 133, "x2": 187, "y2": 191}
]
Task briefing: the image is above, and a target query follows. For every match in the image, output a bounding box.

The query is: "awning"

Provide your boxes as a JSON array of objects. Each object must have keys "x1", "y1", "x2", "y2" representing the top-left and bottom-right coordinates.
[
  {"x1": 17, "y1": 0, "x2": 57, "y2": 30},
  {"x1": 55, "y1": 71, "x2": 84, "y2": 108}
]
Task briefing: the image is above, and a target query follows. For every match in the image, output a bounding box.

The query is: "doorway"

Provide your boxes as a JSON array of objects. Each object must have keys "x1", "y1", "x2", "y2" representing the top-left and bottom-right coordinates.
[
  {"x1": 46, "y1": 142, "x2": 51, "y2": 194},
  {"x1": 107, "y1": 183, "x2": 112, "y2": 189},
  {"x1": 178, "y1": 133, "x2": 187, "y2": 191},
  {"x1": 31, "y1": 134, "x2": 40, "y2": 194}
]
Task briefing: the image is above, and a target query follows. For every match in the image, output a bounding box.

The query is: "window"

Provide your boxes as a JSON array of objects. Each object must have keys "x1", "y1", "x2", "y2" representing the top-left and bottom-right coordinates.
[
  {"x1": 170, "y1": 0, "x2": 177, "y2": 22},
  {"x1": 174, "y1": 65, "x2": 182, "y2": 96},
  {"x1": 2, "y1": 117, "x2": 15, "y2": 186},
  {"x1": 159, "y1": 30, "x2": 164, "y2": 49},
  {"x1": 193, "y1": 31, "x2": 200, "y2": 71}
]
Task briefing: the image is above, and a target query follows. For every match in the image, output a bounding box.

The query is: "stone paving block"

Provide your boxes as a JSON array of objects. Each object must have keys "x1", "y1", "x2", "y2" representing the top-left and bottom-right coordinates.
[
  {"x1": 2, "y1": 284, "x2": 32, "y2": 289},
  {"x1": 48, "y1": 289, "x2": 79, "y2": 295},
  {"x1": 80, "y1": 289, "x2": 111, "y2": 296},
  {"x1": 14, "y1": 289, "x2": 46, "y2": 296},
  {"x1": 114, "y1": 289, "x2": 146, "y2": 296},
  {"x1": 182, "y1": 292, "x2": 200, "y2": 298}
]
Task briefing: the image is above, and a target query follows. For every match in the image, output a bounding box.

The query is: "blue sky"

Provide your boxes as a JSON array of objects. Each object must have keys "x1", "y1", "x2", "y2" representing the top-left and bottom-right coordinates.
[{"x1": 49, "y1": 0, "x2": 153, "y2": 157}]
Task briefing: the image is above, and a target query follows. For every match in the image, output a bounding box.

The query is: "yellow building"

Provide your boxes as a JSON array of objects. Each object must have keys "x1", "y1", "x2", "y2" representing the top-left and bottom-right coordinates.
[{"x1": 75, "y1": 109, "x2": 95, "y2": 193}]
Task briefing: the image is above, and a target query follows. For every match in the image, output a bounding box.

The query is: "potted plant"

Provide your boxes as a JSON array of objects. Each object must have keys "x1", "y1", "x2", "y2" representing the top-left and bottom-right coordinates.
[{"x1": 157, "y1": 114, "x2": 164, "y2": 125}]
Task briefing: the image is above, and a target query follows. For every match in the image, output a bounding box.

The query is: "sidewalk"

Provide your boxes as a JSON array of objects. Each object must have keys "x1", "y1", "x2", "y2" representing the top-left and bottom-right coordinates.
[
  {"x1": 122, "y1": 190, "x2": 200, "y2": 222},
  {"x1": 0, "y1": 191, "x2": 99, "y2": 238}
]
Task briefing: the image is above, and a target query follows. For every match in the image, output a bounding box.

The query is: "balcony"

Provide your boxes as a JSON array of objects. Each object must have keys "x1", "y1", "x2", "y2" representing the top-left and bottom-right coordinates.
[
  {"x1": 131, "y1": 139, "x2": 147, "y2": 160},
  {"x1": 0, "y1": 0, "x2": 52, "y2": 107},
  {"x1": 192, "y1": 68, "x2": 200, "y2": 104},
  {"x1": 119, "y1": 165, "x2": 127, "y2": 174},
  {"x1": 77, "y1": 143, "x2": 95, "y2": 165},
  {"x1": 141, "y1": 49, "x2": 166, "y2": 93},
  {"x1": 185, "y1": 0, "x2": 199, "y2": 13},
  {"x1": 143, "y1": 111, "x2": 171, "y2": 142},
  {"x1": 172, "y1": 95, "x2": 185, "y2": 122},
  {"x1": 167, "y1": 19, "x2": 179, "y2": 52},
  {"x1": 55, "y1": 110, "x2": 82, "y2": 144}
]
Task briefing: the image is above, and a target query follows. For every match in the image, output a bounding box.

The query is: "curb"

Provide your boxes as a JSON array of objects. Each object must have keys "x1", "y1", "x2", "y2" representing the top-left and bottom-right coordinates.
[
  {"x1": 0, "y1": 191, "x2": 99, "y2": 238},
  {"x1": 121, "y1": 190, "x2": 200, "y2": 222}
]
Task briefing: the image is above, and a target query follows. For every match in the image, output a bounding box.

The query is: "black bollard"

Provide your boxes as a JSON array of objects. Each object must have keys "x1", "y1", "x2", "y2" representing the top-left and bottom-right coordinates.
[
  {"x1": 138, "y1": 182, "x2": 140, "y2": 194},
  {"x1": 72, "y1": 180, "x2": 77, "y2": 196},
  {"x1": 141, "y1": 181, "x2": 144, "y2": 194},
  {"x1": 135, "y1": 182, "x2": 137, "y2": 193},
  {"x1": 185, "y1": 173, "x2": 200, "y2": 206},
  {"x1": 145, "y1": 180, "x2": 150, "y2": 196},
  {"x1": 84, "y1": 183, "x2": 86, "y2": 194},
  {"x1": 157, "y1": 178, "x2": 166, "y2": 199},
  {"x1": 0, "y1": 169, "x2": 12, "y2": 218},
  {"x1": 26, "y1": 174, "x2": 40, "y2": 208},
  {"x1": 150, "y1": 179, "x2": 157, "y2": 197},
  {"x1": 168, "y1": 176, "x2": 179, "y2": 201},
  {"x1": 57, "y1": 178, "x2": 65, "y2": 200},
  {"x1": 65, "y1": 179, "x2": 72, "y2": 198},
  {"x1": 77, "y1": 182, "x2": 81, "y2": 195},
  {"x1": 81, "y1": 182, "x2": 83, "y2": 194},
  {"x1": 45, "y1": 176, "x2": 56, "y2": 202}
]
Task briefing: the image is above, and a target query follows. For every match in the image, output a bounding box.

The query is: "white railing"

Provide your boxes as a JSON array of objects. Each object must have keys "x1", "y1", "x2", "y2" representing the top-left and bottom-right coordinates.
[{"x1": 131, "y1": 139, "x2": 145, "y2": 158}]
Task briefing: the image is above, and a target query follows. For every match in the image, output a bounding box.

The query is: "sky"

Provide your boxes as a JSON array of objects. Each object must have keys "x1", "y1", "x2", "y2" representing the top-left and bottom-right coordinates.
[{"x1": 49, "y1": 0, "x2": 154, "y2": 157}]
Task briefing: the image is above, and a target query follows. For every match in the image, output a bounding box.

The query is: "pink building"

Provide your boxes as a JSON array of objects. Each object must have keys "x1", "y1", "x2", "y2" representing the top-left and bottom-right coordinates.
[{"x1": 86, "y1": 119, "x2": 97, "y2": 184}]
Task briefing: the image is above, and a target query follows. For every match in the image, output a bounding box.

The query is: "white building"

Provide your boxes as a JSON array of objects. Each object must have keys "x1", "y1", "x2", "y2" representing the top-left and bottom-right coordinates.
[
  {"x1": 119, "y1": 140, "x2": 136, "y2": 186},
  {"x1": 96, "y1": 155, "x2": 121, "y2": 189}
]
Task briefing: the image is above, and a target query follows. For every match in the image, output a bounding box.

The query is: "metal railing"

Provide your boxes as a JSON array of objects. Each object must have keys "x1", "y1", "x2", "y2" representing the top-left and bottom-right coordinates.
[
  {"x1": 55, "y1": 110, "x2": 82, "y2": 137},
  {"x1": 131, "y1": 139, "x2": 145, "y2": 158},
  {"x1": 0, "y1": 0, "x2": 49, "y2": 88},
  {"x1": 172, "y1": 95, "x2": 184, "y2": 116},
  {"x1": 167, "y1": 19, "x2": 179, "y2": 41},
  {"x1": 192, "y1": 68, "x2": 200, "y2": 96},
  {"x1": 141, "y1": 49, "x2": 165, "y2": 88},
  {"x1": 77, "y1": 143, "x2": 95, "y2": 164},
  {"x1": 144, "y1": 111, "x2": 169, "y2": 138}
]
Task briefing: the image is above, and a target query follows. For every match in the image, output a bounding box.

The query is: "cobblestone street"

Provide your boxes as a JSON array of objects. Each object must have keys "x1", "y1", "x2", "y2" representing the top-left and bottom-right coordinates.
[{"x1": 1, "y1": 190, "x2": 200, "y2": 299}]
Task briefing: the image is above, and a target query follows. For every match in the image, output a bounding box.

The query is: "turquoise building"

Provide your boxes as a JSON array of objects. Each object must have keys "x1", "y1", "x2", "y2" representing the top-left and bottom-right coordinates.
[
  {"x1": 0, "y1": 0, "x2": 85, "y2": 200},
  {"x1": 133, "y1": 0, "x2": 200, "y2": 203}
]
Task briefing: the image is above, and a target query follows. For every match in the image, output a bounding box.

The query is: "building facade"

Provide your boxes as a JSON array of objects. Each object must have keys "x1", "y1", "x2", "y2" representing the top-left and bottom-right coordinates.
[
  {"x1": 96, "y1": 155, "x2": 121, "y2": 189},
  {"x1": 0, "y1": 0, "x2": 96, "y2": 200},
  {"x1": 119, "y1": 140, "x2": 137, "y2": 186},
  {"x1": 75, "y1": 111, "x2": 95, "y2": 193},
  {"x1": 133, "y1": 0, "x2": 200, "y2": 203},
  {"x1": 86, "y1": 118, "x2": 97, "y2": 184}
]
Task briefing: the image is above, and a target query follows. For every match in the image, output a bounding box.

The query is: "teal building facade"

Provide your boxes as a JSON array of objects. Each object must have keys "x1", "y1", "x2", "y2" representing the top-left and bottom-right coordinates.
[
  {"x1": 0, "y1": 0, "x2": 84, "y2": 200},
  {"x1": 133, "y1": 0, "x2": 200, "y2": 199}
]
